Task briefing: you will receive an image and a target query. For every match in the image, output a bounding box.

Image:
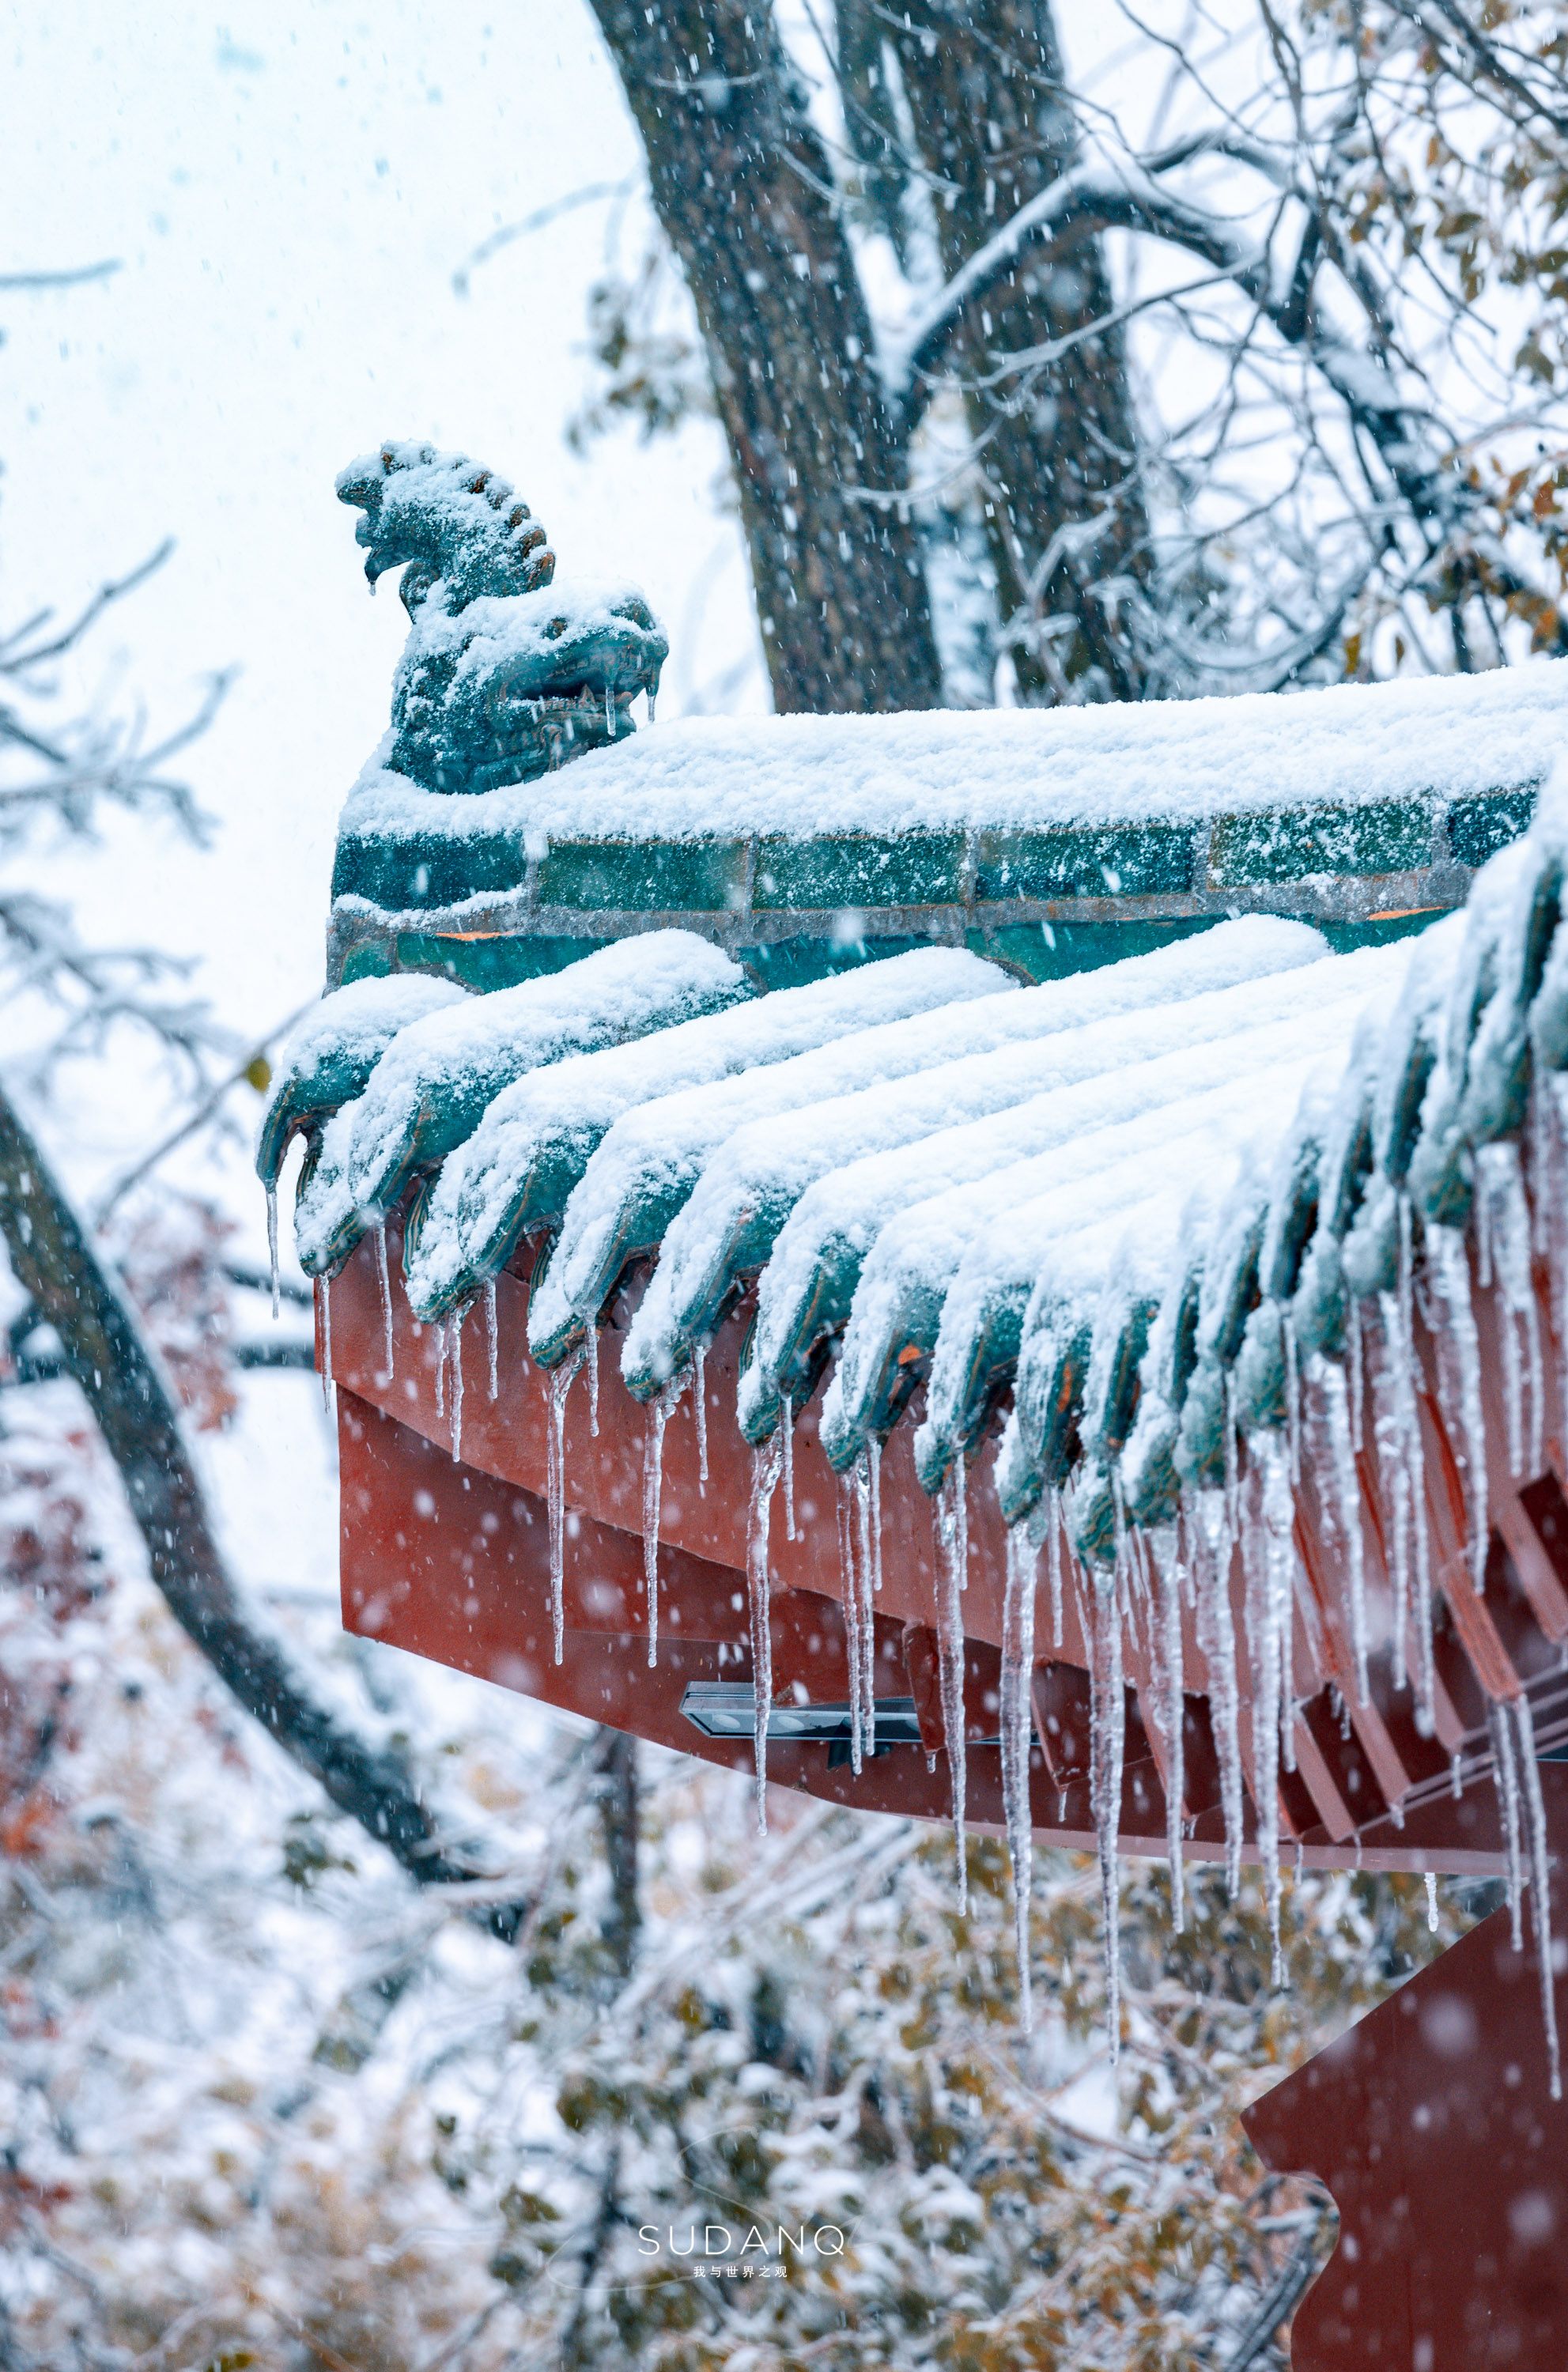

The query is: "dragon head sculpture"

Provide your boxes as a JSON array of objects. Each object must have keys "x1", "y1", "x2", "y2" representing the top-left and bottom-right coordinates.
[{"x1": 338, "y1": 440, "x2": 667, "y2": 794}]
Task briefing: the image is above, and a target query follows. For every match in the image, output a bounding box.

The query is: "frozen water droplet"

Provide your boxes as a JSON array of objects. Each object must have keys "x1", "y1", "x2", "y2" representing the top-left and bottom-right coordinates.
[
  {"x1": 448, "y1": 1306, "x2": 465, "y2": 1463},
  {"x1": 546, "y1": 1349, "x2": 584, "y2": 1668},
  {"x1": 1089, "y1": 1569, "x2": 1125, "y2": 2063},
  {"x1": 1513, "y1": 1694, "x2": 1562, "y2": 2099},
  {"x1": 1427, "y1": 1226, "x2": 1489, "y2": 1589},
  {"x1": 1002, "y1": 1523, "x2": 1037, "y2": 2028},
  {"x1": 1310, "y1": 1353, "x2": 1369, "y2": 1705},
  {"x1": 934, "y1": 1465, "x2": 969, "y2": 1912},
  {"x1": 1491, "y1": 1700, "x2": 1525, "y2": 1952},
  {"x1": 782, "y1": 1394, "x2": 795, "y2": 1541},
  {"x1": 319, "y1": 1274, "x2": 333, "y2": 1411},
  {"x1": 374, "y1": 1222, "x2": 395, "y2": 1381},
  {"x1": 642, "y1": 1373, "x2": 686, "y2": 1669},
  {"x1": 747, "y1": 1433, "x2": 783, "y2": 1834}
]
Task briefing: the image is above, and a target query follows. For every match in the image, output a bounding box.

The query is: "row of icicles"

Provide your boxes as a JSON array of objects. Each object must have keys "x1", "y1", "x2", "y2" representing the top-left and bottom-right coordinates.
[{"x1": 276, "y1": 1109, "x2": 1562, "y2": 2087}]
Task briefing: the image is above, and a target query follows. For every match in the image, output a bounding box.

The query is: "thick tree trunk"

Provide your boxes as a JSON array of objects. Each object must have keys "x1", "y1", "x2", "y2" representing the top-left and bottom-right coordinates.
[
  {"x1": 0, "y1": 1088, "x2": 523, "y2": 1940},
  {"x1": 866, "y1": 0, "x2": 1150, "y2": 701},
  {"x1": 594, "y1": 1726, "x2": 640, "y2": 1980},
  {"x1": 588, "y1": 0, "x2": 944, "y2": 713}
]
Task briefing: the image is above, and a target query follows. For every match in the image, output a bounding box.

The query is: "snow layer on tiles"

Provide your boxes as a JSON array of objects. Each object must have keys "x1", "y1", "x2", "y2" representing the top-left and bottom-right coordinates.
[
  {"x1": 401, "y1": 951, "x2": 992, "y2": 1322},
  {"x1": 533, "y1": 916, "x2": 1319, "y2": 1369},
  {"x1": 524, "y1": 946, "x2": 1010, "y2": 1364},
  {"x1": 803, "y1": 942, "x2": 1416, "y2": 1465},
  {"x1": 909, "y1": 1025, "x2": 1381, "y2": 1495},
  {"x1": 256, "y1": 972, "x2": 468, "y2": 1190},
  {"x1": 291, "y1": 931, "x2": 743, "y2": 1275},
  {"x1": 617, "y1": 911, "x2": 1328, "y2": 1385},
  {"x1": 335, "y1": 659, "x2": 1568, "y2": 846}
]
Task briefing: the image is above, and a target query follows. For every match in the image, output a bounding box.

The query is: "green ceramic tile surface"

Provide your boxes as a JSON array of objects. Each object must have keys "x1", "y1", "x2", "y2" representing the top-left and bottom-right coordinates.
[
  {"x1": 1209, "y1": 799, "x2": 1432, "y2": 887},
  {"x1": 753, "y1": 831, "x2": 967, "y2": 910},
  {"x1": 968, "y1": 916, "x2": 1226, "y2": 984},
  {"x1": 536, "y1": 837, "x2": 747, "y2": 913},
  {"x1": 975, "y1": 823, "x2": 1195, "y2": 902},
  {"x1": 331, "y1": 829, "x2": 527, "y2": 912},
  {"x1": 1447, "y1": 785, "x2": 1539, "y2": 868}
]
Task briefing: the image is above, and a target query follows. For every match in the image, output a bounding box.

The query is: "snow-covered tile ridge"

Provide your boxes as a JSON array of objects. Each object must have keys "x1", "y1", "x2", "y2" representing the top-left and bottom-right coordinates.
[
  {"x1": 290, "y1": 932, "x2": 745, "y2": 1278},
  {"x1": 399, "y1": 947, "x2": 1007, "y2": 1324},
  {"x1": 337, "y1": 661, "x2": 1568, "y2": 844}
]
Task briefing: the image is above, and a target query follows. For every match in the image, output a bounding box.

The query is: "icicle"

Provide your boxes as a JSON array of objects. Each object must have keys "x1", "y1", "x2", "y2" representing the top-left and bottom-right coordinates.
[
  {"x1": 934, "y1": 1467, "x2": 969, "y2": 1913},
  {"x1": 586, "y1": 1322, "x2": 600, "y2": 1437},
  {"x1": 1152, "y1": 1526, "x2": 1186, "y2": 1936},
  {"x1": 1513, "y1": 1694, "x2": 1562, "y2": 2100},
  {"x1": 1396, "y1": 1194, "x2": 1436, "y2": 1729},
  {"x1": 1243, "y1": 1445, "x2": 1288, "y2": 1985},
  {"x1": 1047, "y1": 1487, "x2": 1064, "y2": 1649},
  {"x1": 1348, "y1": 1309, "x2": 1364, "y2": 1470},
  {"x1": 605, "y1": 683, "x2": 614, "y2": 737},
  {"x1": 1191, "y1": 1486, "x2": 1245, "y2": 1897},
  {"x1": 319, "y1": 1274, "x2": 333, "y2": 1411},
  {"x1": 955, "y1": 1457, "x2": 969, "y2": 1592},
  {"x1": 694, "y1": 1343, "x2": 708, "y2": 1491},
  {"x1": 1491, "y1": 1699, "x2": 1525, "y2": 1952},
  {"x1": 1283, "y1": 1309, "x2": 1302, "y2": 1485},
  {"x1": 1089, "y1": 1572, "x2": 1126, "y2": 2063},
  {"x1": 1262, "y1": 1435, "x2": 1298, "y2": 1777},
  {"x1": 647, "y1": 689, "x2": 656, "y2": 724},
  {"x1": 1312, "y1": 1354, "x2": 1369, "y2": 1706},
  {"x1": 746, "y1": 1434, "x2": 784, "y2": 1834},
  {"x1": 781, "y1": 1395, "x2": 795, "y2": 1541},
  {"x1": 485, "y1": 1279, "x2": 499, "y2": 1403},
  {"x1": 868, "y1": 1438, "x2": 882, "y2": 1600},
  {"x1": 374, "y1": 1222, "x2": 395, "y2": 1381},
  {"x1": 433, "y1": 1313, "x2": 446, "y2": 1418},
  {"x1": 266, "y1": 1185, "x2": 281, "y2": 1320},
  {"x1": 852, "y1": 1450, "x2": 876, "y2": 1758},
  {"x1": 546, "y1": 1350, "x2": 584, "y2": 1667},
  {"x1": 1452, "y1": 1751, "x2": 1464, "y2": 1800},
  {"x1": 1375, "y1": 1294, "x2": 1411, "y2": 1697},
  {"x1": 1428, "y1": 1226, "x2": 1489, "y2": 1589},
  {"x1": 448, "y1": 1307, "x2": 465, "y2": 1464},
  {"x1": 641, "y1": 1373, "x2": 686, "y2": 1670},
  {"x1": 1001, "y1": 1523, "x2": 1038, "y2": 2029},
  {"x1": 1482, "y1": 1145, "x2": 1543, "y2": 1482},
  {"x1": 838, "y1": 1473, "x2": 866, "y2": 1776},
  {"x1": 1425, "y1": 1871, "x2": 1438, "y2": 1933}
]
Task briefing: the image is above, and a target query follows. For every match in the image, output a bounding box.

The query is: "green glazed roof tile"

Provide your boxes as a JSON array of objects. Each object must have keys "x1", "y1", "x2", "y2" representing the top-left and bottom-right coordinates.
[
  {"x1": 975, "y1": 823, "x2": 1195, "y2": 903},
  {"x1": 1448, "y1": 785, "x2": 1539, "y2": 869},
  {"x1": 1208, "y1": 798, "x2": 1432, "y2": 890},
  {"x1": 754, "y1": 831, "x2": 967, "y2": 911},
  {"x1": 537, "y1": 836, "x2": 747, "y2": 914}
]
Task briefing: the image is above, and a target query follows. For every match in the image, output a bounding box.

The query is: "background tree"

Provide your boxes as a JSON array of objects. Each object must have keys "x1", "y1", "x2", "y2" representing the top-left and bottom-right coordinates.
[{"x1": 565, "y1": 0, "x2": 1568, "y2": 710}]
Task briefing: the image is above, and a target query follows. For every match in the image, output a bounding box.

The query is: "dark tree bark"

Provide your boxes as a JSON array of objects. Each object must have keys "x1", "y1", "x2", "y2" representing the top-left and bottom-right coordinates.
[
  {"x1": 594, "y1": 1725, "x2": 640, "y2": 1980},
  {"x1": 0, "y1": 1087, "x2": 525, "y2": 1941},
  {"x1": 587, "y1": 0, "x2": 945, "y2": 712},
  {"x1": 869, "y1": 0, "x2": 1150, "y2": 699}
]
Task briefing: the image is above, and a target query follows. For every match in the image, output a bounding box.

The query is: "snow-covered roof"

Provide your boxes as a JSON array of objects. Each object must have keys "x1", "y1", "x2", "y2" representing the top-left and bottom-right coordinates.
[
  {"x1": 327, "y1": 662, "x2": 1568, "y2": 984},
  {"x1": 271, "y1": 746, "x2": 1568, "y2": 1550}
]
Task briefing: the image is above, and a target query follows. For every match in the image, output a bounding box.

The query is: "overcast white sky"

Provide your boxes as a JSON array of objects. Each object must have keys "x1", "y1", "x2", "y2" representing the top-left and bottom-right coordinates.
[{"x1": 2, "y1": 2, "x2": 761, "y2": 1131}]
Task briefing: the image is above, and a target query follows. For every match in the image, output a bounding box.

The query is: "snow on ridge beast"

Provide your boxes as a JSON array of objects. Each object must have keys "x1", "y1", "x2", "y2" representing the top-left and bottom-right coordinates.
[{"x1": 334, "y1": 439, "x2": 668, "y2": 795}]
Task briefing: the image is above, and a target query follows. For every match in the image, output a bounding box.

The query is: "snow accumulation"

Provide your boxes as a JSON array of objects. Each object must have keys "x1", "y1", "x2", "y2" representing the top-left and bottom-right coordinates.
[
  {"x1": 291, "y1": 931, "x2": 743, "y2": 1275},
  {"x1": 399, "y1": 946, "x2": 1003, "y2": 1323},
  {"x1": 256, "y1": 971, "x2": 467, "y2": 1189},
  {"x1": 619, "y1": 920, "x2": 1332, "y2": 1398},
  {"x1": 535, "y1": 916, "x2": 1321, "y2": 1372},
  {"x1": 335, "y1": 657, "x2": 1568, "y2": 844}
]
